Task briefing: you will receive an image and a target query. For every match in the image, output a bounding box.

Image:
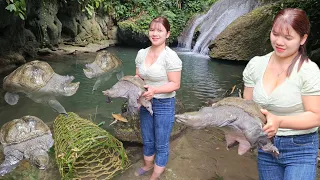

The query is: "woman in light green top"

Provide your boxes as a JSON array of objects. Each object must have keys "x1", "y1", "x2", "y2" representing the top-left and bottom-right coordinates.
[
  {"x1": 243, "y1": 8, "x2": 320, "y2": 180},
  {"x1": 134, "y1": 17, "x2": 182, "y2": 180}
]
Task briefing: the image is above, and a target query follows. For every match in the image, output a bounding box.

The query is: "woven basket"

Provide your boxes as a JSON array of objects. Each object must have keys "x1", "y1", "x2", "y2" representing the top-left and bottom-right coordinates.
[{"x1": 54, "y1": 112, "x2": 130, "y2": 180}]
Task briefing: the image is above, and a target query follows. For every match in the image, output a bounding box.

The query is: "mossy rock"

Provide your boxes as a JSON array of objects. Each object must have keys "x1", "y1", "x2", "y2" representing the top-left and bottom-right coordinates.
[
  {"x1": 117, "y1": 18, "x2": 150, "y2": 47},
  {"x1": 208, "y1": 5, "x2": 274, "y2": 61}
]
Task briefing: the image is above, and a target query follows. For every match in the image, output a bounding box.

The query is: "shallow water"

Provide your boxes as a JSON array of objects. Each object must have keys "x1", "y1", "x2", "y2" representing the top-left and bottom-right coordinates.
[{"x1": 0, "y1": 46, "x2": 246, "y2": 130}]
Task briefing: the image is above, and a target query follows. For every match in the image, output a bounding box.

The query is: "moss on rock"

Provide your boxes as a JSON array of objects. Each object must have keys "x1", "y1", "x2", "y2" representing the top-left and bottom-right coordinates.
[{"x1": 208, "y1": 5, "x2": 274, "y2": 61}]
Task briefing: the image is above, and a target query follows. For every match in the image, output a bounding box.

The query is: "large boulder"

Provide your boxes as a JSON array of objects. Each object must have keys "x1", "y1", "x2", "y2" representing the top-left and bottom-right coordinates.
[
  {"x1": 0, "y1": 52, "x2": 26, "y2": 76},
  {"x1": 208, "y1": 5, "x2": 274, "y2": 61},
  {"x1": 57, "y1": 2, "x2": 117, "y2": 44},
  {"x1": 26, "y1": 0, "x2": 62, "y2": 47},
  {"x1": 117, "y1": 14, "x2": 150, "y2": 47},
  {"x1": 0, "y1": 1, "x2": 39, "y2": 58}
]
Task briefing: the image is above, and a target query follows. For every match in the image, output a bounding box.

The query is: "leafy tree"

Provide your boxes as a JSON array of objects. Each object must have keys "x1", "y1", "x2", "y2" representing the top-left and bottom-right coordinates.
[{"x1": 5, "y1": 0, "x2": 26, "y2": 20}]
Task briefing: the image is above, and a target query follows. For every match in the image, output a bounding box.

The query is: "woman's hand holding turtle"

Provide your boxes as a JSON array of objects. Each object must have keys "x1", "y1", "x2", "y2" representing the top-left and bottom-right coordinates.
[
  {"x1": 143, "y1": 85, "x2": 156, "y2": 101},
  {"x1": 261, "y1": 109, "x2": 282, "y2": 138}
]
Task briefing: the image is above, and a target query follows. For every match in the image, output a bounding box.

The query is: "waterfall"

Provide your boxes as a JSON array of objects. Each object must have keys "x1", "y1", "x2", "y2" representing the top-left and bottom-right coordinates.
[
  {"x1": 178, "y1": 0, "x2": 258, "y2": 55},
  {"x1": 178, "y1": 14, "x2": 210, "y2": 50}
]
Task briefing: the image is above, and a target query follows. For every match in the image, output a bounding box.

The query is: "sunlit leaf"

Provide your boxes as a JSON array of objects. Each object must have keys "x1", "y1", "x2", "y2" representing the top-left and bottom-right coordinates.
[
  {"x1": 5, "y1": 4, "x2": 16, "y2": 12},
  {"x1": 18, "y1": 12, "x2": 25, "y2": 20}
]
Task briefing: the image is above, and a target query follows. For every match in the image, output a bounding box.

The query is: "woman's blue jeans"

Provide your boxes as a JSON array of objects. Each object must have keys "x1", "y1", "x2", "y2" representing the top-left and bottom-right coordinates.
[
  {"x1": 258, "y1": 131, "x2": 319, "y2": 180},
  {"x1": 140, "y1": 97, "x2": 175, "y2": 167}
]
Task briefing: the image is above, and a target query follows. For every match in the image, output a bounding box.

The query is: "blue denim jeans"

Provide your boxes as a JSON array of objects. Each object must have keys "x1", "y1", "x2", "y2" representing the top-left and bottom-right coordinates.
[
  {"x1": 258, "y1": 131, "x2": 319, "y2": 180},
  {"x1": 140, "y1": 97, "x2": 176, "y2": 167}
]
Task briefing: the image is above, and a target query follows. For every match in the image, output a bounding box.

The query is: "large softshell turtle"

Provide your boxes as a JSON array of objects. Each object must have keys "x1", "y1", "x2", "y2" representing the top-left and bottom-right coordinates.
[
  {"x1": 3, "y1": 60, "x2": 80, "y2": 115},
  {"x1": 175, "y1": 97, "x2": 279, "y2": 157},
  {"x1": 102, "y1": 75, "x2": 153, "y2": 116},
  {"x1": 83, "y1": 51, "x2": 124, "y2": 91},
  {"x1": 0, "y1": 116, "x2": 54, "y2": 176}
]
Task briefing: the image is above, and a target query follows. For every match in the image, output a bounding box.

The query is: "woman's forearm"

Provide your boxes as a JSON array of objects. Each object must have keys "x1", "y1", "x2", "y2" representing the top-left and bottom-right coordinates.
[
  {"x1": 153, "y1": 81, "x2": 180, "y2": 94},
  {"x1": 278, "y1": 111, "x2": 320, "y2": 130}
]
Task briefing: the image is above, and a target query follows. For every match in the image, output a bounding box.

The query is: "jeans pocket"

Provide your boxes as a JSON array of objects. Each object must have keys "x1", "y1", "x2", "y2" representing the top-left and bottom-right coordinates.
[{"x1": 291, "y1": 134, "x2": 314, "y2": 146}]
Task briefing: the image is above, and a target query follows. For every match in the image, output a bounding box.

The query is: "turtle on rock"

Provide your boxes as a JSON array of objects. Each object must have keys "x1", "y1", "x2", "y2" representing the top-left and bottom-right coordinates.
[
  {"x1": 175, "y1": 97, "x2": 279, "y2": 157},
  {"x1": 0, "y1": 116, "x2": 54, "y2": 176},
  {"x1": 102, "y1": 75, "x2": 153, "y2": 116},
  {"x1": 3, "y1": 60, "x2": 80, "y2": 115}
]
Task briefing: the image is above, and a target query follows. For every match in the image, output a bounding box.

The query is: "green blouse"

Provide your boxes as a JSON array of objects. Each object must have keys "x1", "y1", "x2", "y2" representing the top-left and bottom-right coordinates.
[
  {"x1": 135, "y1": 46, "x2": 182, "y2": 99},
  {"x1": 243, "y1": 52, "x2": 320, "y2": 136}
]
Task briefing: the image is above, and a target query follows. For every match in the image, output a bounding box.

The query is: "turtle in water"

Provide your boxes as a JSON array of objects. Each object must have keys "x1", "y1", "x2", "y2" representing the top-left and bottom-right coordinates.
[
  {"x1": 3, "y1": 60, "x2": 80, "y2": 115},
  {"x1": 0, "y1": 116, "x2": 54, "y2": 176},
  {"x1": 83, "y1": 51, "x2": 124, "y2": 92},
  {"x1": 175, "y1": 97, "x2": 279, "y2": 157},
  {"x1": 102, "y1": 75, "x2": 153, "y2": 116}
]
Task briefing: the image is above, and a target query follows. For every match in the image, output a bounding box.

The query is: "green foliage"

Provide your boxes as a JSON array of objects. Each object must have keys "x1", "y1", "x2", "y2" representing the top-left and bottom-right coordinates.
[
  {"x1": 5, "y1": 0, "x2": 26, "y2": 20},
  {"x1": 59, "y1": 0, "x2": 218, "y2": 42},
  {"x1": 116, "y1": 0, "x2": 218, "y2": 43}
]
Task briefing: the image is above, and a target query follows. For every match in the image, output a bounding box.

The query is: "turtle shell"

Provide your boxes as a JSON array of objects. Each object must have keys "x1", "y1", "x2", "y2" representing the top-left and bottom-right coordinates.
[
  {"x1": 120, "y1": 76, "x2": 145, "y2": 91},
  {"x1": 95, "y1": 51, "x2": 123, "y2": 72},
  {"x1": 212, "y1": 97, "x2": 267, "y2": 124},
  {"x1": 0, "y1": 115, "x2": 51, "y2": 145},
  {"x1": 3, "y1": 60, "x2": 54, "y2": 93}
]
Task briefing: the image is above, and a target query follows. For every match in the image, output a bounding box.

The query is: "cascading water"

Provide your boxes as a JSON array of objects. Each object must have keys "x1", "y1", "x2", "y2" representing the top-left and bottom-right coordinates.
[
  {"x1": 178, "y1": 14, "x2": 210, "y2": 50},
  {"x1": 178, "y1": 0, "x2": 258, "y2": 55}
]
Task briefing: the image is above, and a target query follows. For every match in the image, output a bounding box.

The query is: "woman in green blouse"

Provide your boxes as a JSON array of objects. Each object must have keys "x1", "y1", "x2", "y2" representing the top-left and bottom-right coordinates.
[{"x1": 243, "y1": 8, "x2": 320, "y2": 180}]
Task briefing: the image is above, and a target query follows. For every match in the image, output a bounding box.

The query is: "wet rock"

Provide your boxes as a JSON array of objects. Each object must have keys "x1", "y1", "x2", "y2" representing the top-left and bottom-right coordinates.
[
  {"x1": 0, "y1": 52, "x2": 26, "y2": 76},
  {"x1": 26, "y1": 0, "x2": 62, "y2": 47},
  {"x1": 208, "y1": 5, "x2": 274, "y2": 61}
]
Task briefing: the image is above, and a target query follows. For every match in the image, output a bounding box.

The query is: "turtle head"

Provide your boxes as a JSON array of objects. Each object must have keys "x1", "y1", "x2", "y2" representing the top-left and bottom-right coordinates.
[
  {"x1": 175, "y1": 111, "x2": 205, "y2": 129},
  {"x1": 42, "y1": 73, "x2": 80, "y2": 97},
  {"x1": 32, "y1": 150, "x2": 49, "y2": 170},
  {"x1": 102, "y1": 81, "x2": 130, "y2": 99},
  {"x1": 83, "y1": 62, "x2": 104, "y2": 78}
]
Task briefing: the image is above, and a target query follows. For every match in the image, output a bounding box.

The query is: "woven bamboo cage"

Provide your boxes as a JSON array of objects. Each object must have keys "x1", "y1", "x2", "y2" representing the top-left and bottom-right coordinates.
[{"x1": 54, "y1": 112, "x2": 130, "y2": 180}]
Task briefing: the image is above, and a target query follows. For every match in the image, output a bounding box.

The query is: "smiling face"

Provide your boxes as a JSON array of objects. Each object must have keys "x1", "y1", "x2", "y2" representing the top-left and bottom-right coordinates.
[
  {"x1": 270, "y1": 20, "x2": 307, "y2": 59},
  {"x1": 148, "y1": 22, "x2": 170, "y2": 47}
]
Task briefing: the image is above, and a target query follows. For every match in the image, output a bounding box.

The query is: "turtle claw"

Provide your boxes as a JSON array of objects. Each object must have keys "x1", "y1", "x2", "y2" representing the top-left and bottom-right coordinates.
[
  {"x1": 60, "y1": 113, "x2": 68, "y2": 118},
  {"x1": 105, "y1": 97, "x2": 112, "y2": 103}
]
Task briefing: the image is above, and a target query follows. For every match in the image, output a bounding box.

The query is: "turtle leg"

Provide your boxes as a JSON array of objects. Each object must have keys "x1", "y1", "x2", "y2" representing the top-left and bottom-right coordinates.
[
  {"x1": 116, "y1": 70, "x2": 124, "y2": 80},
  {"x1": 92, "y1": 77, "x2": 102, "y2": 93},
  {"x1": 92, "y1": 73, "x2": 112, "y2": 92},
  {"x1": 4, "y1": 92, "x2": 20, "y2": 105},
  {"x1": 29, "y1": 149, "x2": 50, "y2": 170},
  {"x1": 237, "y1": 138, "x2": 252, "y2": 155},
  {"x1": 0, "y1": 149, "x2": 23, "y2": 176},
  {"x1": 127, "y1": 94, "x2": 140, "y2": 115},
  {"x1": 48, "y1": 99, "x2": 67, "y2": 116},
  {"x1": 225, "y1": 134, "x2": 239, "y2": 149}
]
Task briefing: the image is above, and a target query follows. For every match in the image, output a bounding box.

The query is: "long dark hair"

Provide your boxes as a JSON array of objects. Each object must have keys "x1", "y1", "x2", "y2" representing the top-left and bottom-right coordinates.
[{"x1": 272, "y1": 8, "x2": 310, "y2": 76}]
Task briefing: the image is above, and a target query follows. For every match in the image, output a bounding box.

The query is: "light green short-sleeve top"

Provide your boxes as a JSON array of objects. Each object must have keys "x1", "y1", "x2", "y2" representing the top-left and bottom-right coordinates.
[
  {"x1": 135, "y1": 46, "x2": 182, "y2": 99},
  {"x1": 243, "y1": 52, "x2": 320, "y2": 136}
]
